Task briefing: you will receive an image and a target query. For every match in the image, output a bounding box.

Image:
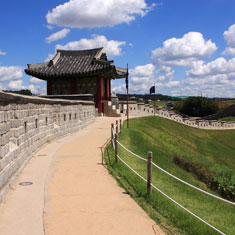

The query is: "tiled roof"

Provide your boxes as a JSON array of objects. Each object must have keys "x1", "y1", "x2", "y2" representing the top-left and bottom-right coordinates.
[{"x1": 25, "y1": 48, "x2": 127, "y2": 80}]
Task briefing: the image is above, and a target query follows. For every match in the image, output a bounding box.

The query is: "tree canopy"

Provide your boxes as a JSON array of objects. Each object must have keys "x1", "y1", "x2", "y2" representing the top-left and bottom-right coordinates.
[{"x1": 174, "y1": 97, "x2": 219, "y2": 117}]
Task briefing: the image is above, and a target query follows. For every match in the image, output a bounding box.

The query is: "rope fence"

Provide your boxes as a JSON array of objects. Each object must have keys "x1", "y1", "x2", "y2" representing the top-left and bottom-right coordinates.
[{"x1": 110, "y1": 120, "x2": 234, "y2": 234}]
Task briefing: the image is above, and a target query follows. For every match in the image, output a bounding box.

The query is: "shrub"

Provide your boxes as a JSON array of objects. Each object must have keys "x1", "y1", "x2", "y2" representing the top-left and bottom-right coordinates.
[{"x1": 179, "y1": 97, "x2": 219, "y2": 117}]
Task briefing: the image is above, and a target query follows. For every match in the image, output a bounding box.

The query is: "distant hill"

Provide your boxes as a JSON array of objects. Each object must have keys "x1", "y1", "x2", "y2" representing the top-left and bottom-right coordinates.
[{"x1": 116, "y1": 93, "x2": 179, "y2": 102}]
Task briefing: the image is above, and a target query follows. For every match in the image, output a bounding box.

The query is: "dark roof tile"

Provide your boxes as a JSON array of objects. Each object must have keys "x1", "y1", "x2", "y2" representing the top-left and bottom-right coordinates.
[{"x1": 25, "y1": 48, "x2": 127, "y2": 80}]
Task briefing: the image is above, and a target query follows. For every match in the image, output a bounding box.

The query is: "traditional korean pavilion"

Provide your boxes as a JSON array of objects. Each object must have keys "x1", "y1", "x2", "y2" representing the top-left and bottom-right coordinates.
[{"x1": 25, "y1": 48, "x2": 127, "y2": 113}]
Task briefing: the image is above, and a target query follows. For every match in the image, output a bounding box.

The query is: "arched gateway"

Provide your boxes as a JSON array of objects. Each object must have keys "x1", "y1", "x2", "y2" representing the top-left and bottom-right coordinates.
[{"x1": 25, "y1": 47, "x2": 127, "y2": 114}]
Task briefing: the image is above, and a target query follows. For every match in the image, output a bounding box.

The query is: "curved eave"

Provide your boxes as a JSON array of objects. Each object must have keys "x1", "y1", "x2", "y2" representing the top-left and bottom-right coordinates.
[
  {"x1": 113, "y1": 67, "x2": 128, "y2": 79},
  {"x1": 25, "y1": 66, "x2": 114, "y2": 80}
]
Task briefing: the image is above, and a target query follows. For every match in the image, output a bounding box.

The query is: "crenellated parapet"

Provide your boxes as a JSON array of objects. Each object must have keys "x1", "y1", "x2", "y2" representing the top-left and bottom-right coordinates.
[
  {"x1": 118, "y1": 100, "x2": 235, "y2": 130},
  {"x1": 0, "y1": 92, "x2": 95, "y2": 203}
]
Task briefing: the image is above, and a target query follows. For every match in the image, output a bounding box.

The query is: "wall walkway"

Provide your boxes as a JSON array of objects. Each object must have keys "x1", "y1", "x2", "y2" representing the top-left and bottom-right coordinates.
[
  {"x1": 0, "y1": 92, "x2": 95, "y2": 203},
  {"x1": 0, "y1": 117, "x2": 163, "y2": 235}
]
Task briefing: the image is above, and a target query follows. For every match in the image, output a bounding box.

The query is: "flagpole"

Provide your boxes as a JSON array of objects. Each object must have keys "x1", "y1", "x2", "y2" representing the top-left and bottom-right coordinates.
[
  {"x1": 126, "y1": 64, "x2": 129, "y2": 128},
  {"x1": 154, "y1": 83, "x2": 156, "y2": 116}
]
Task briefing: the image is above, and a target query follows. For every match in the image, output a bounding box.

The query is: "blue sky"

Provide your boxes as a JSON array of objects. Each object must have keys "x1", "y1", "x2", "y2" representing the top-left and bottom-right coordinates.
[{"x1": 0, "y1": 0, "x2": 235, "y2": 97}]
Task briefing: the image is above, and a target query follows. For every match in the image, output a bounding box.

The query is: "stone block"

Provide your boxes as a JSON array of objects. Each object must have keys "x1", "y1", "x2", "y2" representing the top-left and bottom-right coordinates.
[{"x1": 0, "y1": 144, "x2": 9, "y2": 159}]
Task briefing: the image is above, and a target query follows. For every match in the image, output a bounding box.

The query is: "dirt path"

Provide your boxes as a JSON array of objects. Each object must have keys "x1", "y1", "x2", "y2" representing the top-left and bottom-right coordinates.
[{"x1": 0, "y1": 117, "x2": 164, "y2": 235}]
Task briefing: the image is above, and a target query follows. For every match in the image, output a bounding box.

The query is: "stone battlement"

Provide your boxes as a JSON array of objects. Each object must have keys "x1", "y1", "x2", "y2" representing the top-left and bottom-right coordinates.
[
  {"x1": 120, "y1": 101, "x2": 235, "y2": 130},
  {"x1": 0, "y1": 92, "x2": 95, "y2": 203}
]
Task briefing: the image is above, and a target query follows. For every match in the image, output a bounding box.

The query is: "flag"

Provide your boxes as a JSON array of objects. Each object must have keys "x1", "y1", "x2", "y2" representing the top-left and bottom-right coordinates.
[
  {"x1": 150, "y1": 86, "x2": 155, "y2": 94},
  {"x1": 125, "y1": 66, "x2": 129, "y2": 89}
]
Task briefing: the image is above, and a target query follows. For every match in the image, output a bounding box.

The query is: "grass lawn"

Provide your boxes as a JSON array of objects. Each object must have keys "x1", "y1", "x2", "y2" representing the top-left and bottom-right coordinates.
[
  {"x1": 104, "y1": 116, "x2": 235, "y2": 234},
  {"x1": 149, "y1": 100, "x2": 168, "y2": 108},
  {"x1": 219, "y1": 116, "x2": 235, "y2": 122}
]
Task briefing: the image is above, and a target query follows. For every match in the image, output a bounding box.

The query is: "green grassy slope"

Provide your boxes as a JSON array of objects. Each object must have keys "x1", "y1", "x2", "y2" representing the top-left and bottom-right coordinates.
[{"x1": 105, "y1": 116, "x2": 235, "y2": 234}]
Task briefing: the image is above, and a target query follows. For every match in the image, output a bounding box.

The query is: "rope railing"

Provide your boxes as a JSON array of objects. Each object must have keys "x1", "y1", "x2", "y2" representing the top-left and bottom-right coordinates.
[
  {"x1": 117, "y1": 140, "x2": 147, "y2": 162},
  {"x1": 151, "y1": 161, "x2": 235, "y2": 206},
  {"x1": 117, "y1": 154, "x2": 147, "y2": 183},
  {"x1": 116, "y1": 138, "x2": 235, "y2": 206},
  {"x1": 109, "y1": 120, "x2": 233, "y2": 234},
  {"x1": 116, "y1": 152, "x2": 225, "y2": 235},
  {"x1": 150, "y1": 183, "x2": 225, "y2": 235}
]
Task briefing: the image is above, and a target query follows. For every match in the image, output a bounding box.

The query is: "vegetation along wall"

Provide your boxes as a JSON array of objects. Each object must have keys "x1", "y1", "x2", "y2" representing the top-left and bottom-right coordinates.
[{"x1": 0, "y1": 92, "x2": 95, "y2": 203}]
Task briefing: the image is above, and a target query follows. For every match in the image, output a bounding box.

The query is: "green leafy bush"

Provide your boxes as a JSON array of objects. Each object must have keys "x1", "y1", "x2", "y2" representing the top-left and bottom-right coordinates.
[
  {"x1": 210, "y1": 176, "x2": 235, "y2": 201},
  {"x1": 174, "y1": 155, "x2": 235, "y2": 201},
  {"x1": 177, "y1": 97, "x2": 219, "y2": 117}
]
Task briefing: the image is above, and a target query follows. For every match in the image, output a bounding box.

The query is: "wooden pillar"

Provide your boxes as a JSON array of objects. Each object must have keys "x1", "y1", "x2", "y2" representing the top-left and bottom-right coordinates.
[
  {"x1": 106, "y1": 78, "x2": 111, "y2": 100},
  {"x1": 47, "y1": 80, "x2": 52, "y2": 95},
  {"x1": 147, "y1": 152, "x2": 152, "y2": 195},
  {"x1": 97, "y1": 76, "x2": 104, "y2": 113},
  {"x1": 71, "y1": 79, "x2": 77, "y2": 94}
]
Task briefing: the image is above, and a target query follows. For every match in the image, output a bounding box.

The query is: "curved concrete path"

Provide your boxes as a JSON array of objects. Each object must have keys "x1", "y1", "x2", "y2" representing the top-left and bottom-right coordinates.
[{"x1": 0, "y1": 117, "x2": 164, "y2": 235}]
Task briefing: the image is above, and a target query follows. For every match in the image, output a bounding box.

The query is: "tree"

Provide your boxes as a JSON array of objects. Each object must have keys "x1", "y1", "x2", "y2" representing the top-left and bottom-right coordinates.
[
  {"x1": 178, "y1": 97, "x2": 219, "y2": 117},
  {"x1": 3, "y1": 89, "x2": 33, "y2": 96}
]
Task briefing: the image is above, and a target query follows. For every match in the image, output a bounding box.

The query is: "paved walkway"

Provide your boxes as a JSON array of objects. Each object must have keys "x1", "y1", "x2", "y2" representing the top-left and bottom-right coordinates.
[{"x1": 0, "y1": 117, "x2": 164, "y2": 235}]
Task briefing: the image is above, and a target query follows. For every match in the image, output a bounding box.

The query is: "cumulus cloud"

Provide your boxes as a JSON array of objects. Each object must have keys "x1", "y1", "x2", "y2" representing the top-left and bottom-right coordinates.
[
  {"x1": 223, "y1": 24, "x2": 235, "y2": 56},
  {"x1": 156, "y1": 66, "x2": 174, "y2": 81},
  {"x1": 130, "y1": 64, "x2": 156, "y2": 90},
  {"x1": 112, "y1": 64, "x2": 156, "y2": 94},
  {"x1": 151, "y1": 32, "x2": 217, "y2": 66},
  {"x1": 174, "y1": 56, "x2": 235, "y2": 97},
  {"x1": 46, "y1": 28, "x2": 70, "y2": 43},
  {"x1": 0, "y1": 66, "x2": 23, "y2": 81},
  {"x1": 55, "y1": 35, "x2": 126, "y2": 56},
  {"x1": 130, "y1": 64, "x2": 155, "y2": 78},
  {"x1": 46, "y1": 0, "x2": 155, "y2": 28},
  {"x1": 224, "y1": 24, "x2": 235, "y2": 47},
  {"x1": 6, "y1": 80, "x2": 44, "y2": 94},
  {"x1": 186, "y1": 57, "x2": 235, "y2": 78},
  {"x1": 0, "y1": 50, "x2": 6, "y2": 56},
  {"x1": 29, "y1": 77, "x2": 43, "y2": 84},
  {"x1": 222, "y1": 47, "x2": 235, "y2": 56},
  {"x1": 7, "y1": 80, "x2": 24, "y2": 90}
]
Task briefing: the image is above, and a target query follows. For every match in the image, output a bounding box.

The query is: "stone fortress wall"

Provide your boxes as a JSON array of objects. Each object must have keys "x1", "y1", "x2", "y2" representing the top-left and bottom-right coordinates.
[
  {"x1": 204, "y1": 104, "x2": 235, "y2": 120},
  {"x1": 119, "y1": 101, "x2": 235, "y2": 130},
  {"x1": 0, "y1": 92, "x2": 95, "y2": 203}
]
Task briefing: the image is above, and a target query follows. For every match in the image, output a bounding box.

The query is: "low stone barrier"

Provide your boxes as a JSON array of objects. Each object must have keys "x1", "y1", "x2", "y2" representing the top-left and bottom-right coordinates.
[
  {"x1": 118, "y1": 100, "x2": 235, "y2": 130},
  {"x1": 0, "y1": 92, "x2": 95, "y2": 203}
]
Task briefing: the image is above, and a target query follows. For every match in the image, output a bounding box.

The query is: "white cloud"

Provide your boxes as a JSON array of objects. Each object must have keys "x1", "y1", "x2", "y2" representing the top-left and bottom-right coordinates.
[
  {"x1": 130, "y1": 64, "x2": 156, "y2": 90},
  {"x1": 130, "y1": 64, "x2": 155, "y2": 78},
  {"x1": 156, "y1": 66, "x2": 174, "y2": 81},
  {"x1": 222, "y1": 47, "x2": 235, "y2": 56},
  {"x1": 223, "y1": 24, "x2": 235, "y2": 56},
  {"x1": 29, "y1": 77, "x2": 43, "y2": 84},
  {"x1": 27, "y1": 84, "x2": 40, "y2": 94},
  {"x1": 46, "y1": 0, "x2": 155, "y2": 28},
  {"x1": 151, "y1": 32, "x2": 217, "y2": 66},
  {"x1": 46, "y1": 28, "x2": 70, "y2": 43},
  {"x1": 0, "y1": 66, "x2": 23, "y2": 81},
  {"x1": 7, "y1": 80, "x2": 24, "y2": 90},
  {"x1": 164, "y1": 80, "x2": 180, "y2": 88},
  {"x1": 0, "y1": 50, "x2": 6, "y2": 56},
  {"x1": 178, "y1": 76, "x2": 235, "y2": 98},
  {"x1": 6, "y1": 80, "x2": 44, "y2": 94},
  {"x1": 55, "y1": 35, "x2": 126, "y2": 56},
  {"x1": 224, "y1": 24, "x2": 235, "y2": 47},
  {"x1": 112, "y1": 63, "x2": 178, "y2": 94},
  {"x1": 112, "y1": 64, "x2": 156, "y2": 94},
  {"x1": 186, "y1": 57, "x2": 235, "y2": 78}
]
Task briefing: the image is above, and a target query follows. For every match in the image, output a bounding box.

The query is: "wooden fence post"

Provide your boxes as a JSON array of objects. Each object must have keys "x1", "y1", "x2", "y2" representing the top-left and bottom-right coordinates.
[
  {"x1": 116, "y1": 120, "x2": 118, "y2": 134},
  {"x1": 119, "y1": 119, "x2": 122, "y2": 134},
  {"x1": 115, "y1": 133, "x2": 118, "y2": 163},
  {"x1": 111, "y1": 123, "x2": 114, "y2": 140},
  {"x1": 147, "y1": 151, "x2": 152, "y2": 195}
]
